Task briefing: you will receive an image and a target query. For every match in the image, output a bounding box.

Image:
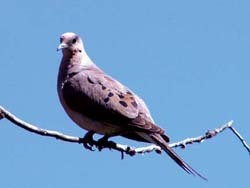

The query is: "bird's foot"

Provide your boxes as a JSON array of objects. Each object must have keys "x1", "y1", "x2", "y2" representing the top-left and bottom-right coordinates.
[
  {"x1": 81, "y1": 133, "x2": 116, "y2": 152},
  {"x1": 82, "y1": 131, "x2": 95, "y2": 151},
  {"x1": 96, "y1": 136, "x2": 116, "y2": 151}
]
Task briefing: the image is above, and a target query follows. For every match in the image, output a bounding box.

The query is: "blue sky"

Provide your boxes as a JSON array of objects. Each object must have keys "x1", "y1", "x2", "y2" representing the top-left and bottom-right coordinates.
[{"x1": 0, "y1": 0, "x2": 249, "y2": 187}]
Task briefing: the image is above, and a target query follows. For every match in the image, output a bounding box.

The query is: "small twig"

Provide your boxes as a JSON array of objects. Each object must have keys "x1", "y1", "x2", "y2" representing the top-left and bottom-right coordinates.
[
  {"x1": 0, "y1": 105, "x2": 249, "y2": 157},
  {"x1": 229, "y1": 126, "x2": 250, "y2": 154},
  {"x1": 169, "y1": 121, "x2": 234, "y2": 148}
]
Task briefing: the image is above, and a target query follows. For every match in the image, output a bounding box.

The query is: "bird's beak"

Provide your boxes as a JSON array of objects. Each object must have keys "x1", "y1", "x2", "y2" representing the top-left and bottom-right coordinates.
[{"x1": 57, "y1": 43, "x2": 68, "y2": 51}]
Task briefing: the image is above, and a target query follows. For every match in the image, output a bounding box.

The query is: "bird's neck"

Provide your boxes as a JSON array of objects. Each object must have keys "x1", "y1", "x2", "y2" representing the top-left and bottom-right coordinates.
[
  {"x1": 80, "y1": 50, "x2": 94, "y2": 67},
  {"x1": 59, "y1": 50, "x2": 95, "y2": 78}
]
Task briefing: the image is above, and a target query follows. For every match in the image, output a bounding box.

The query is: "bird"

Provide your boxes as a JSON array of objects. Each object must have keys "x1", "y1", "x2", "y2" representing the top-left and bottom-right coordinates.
[{"x1": 57, "y1": 32, "x2": 206, "y2": 180}]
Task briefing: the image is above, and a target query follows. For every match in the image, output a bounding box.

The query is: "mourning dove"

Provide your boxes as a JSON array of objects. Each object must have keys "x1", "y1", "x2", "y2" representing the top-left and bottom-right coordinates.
[{"x1": 57, "y1": 32, "x2": 205, "y2": 179}]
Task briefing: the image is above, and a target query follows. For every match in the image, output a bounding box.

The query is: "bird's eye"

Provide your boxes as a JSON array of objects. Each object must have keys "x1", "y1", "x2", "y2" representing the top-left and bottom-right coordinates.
[{"x1": 72, "y1": 38, "x2": 77, "y2": 44}]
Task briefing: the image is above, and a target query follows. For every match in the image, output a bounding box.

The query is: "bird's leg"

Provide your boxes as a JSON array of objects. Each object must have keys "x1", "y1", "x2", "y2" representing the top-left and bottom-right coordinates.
[{"x1": 82, "y1": 131, "x2": 95, "y2": 151}]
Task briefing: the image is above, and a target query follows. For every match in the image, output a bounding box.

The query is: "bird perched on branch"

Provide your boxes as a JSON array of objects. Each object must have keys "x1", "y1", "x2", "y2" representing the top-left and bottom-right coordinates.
[{"x1": 57, "y1": 32, "x2": 205, "y2": 180}]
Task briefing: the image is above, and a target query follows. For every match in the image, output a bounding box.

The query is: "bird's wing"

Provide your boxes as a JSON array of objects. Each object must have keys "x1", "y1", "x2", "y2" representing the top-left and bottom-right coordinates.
[{"x1": 61, "y1": 64, "x2": 164, "y2": 134}]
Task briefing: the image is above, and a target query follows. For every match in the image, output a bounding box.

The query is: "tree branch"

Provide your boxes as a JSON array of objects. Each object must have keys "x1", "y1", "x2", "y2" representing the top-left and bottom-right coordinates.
[{"x1": 1, "y1": 105, "x2": 249, "y2": 159}]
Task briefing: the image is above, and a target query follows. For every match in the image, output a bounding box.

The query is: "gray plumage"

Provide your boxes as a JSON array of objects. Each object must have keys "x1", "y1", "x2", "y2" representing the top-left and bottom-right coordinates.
[{"x1": 57, "y1": 32, "x2": 205, "y2": 179}]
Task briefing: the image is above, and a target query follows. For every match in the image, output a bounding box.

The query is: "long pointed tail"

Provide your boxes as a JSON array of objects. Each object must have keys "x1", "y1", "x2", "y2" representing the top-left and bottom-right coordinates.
[{"x1": 150, "y1": 134, "x2": 207, "y2": 180}]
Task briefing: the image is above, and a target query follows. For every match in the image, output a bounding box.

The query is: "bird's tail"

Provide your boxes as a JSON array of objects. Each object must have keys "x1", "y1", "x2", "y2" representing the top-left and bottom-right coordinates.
[
  {"x1": 136, "y1": 132, "x2": 207, "y2": 180},
  {"x1": 150, "y1": 134, "x2": 207, "y2": 180}
]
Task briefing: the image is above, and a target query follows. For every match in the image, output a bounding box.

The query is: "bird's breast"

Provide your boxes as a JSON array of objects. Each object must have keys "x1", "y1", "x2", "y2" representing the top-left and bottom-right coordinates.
[{"x1": 57, "y1": 76, "x2": 123, "y2": 135}]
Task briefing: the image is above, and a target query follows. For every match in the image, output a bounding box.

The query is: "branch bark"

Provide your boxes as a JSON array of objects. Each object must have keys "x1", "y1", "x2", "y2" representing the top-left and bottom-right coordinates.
[{"x1": 1, "y1": 105, "x2": 249, "y2": 159}]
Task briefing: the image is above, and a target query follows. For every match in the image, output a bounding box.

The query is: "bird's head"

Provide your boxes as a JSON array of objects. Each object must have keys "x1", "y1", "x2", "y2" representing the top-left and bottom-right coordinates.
[{"x1": 57, "y1": 32, "x2": 84, "y2": 56}]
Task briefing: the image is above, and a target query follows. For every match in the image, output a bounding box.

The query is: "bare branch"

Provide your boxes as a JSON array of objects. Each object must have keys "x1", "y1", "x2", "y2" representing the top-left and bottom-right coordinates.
[
  {"x1": 169, "y1": 121, "x2": 234, "y2": 148},
  {"x1": 0, "y1": 106, "x2": 81, "y2": 143},
  {"x1": 229, "y1": 126, "x2": 250, "y2": 154},
  {"x1": 1, "y1": 105, "x2": 249, "y2": 157}
]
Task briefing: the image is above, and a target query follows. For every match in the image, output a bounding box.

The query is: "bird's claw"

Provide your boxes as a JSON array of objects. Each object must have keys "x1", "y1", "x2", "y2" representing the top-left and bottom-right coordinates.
[
  {"x1": 96, "y1": 136, "x2": 115, "y2": 151},
  {"x1": 82, "y1": 131, "x2": 95, "y2": 151},
  {"x1": 84, "y1": 142, "x2": 94, "y2": 151},
  {"x1": 95, "y1": 136, "x2": 108, "y2": 151},
  {"x1": 82, "y1": 132, "x2": 113, "y2": 151}
]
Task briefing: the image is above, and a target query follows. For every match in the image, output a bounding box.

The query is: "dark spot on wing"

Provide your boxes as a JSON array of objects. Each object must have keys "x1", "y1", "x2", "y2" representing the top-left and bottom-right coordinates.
[
  {"x1": 96, "y1": 80, "x2": 107, "y2": 90},
  {"x1": 131, "y1": 101, "x2": 138, "y2": 108},
  {"x1": 87, "y1": 77, "x2": 94, "y2": 84},
  {"x1": 119, "y1": 100, "x2": 128, "y2": 107},
  {"x1": 103, "y1": 97, "x2": 110, "y2": 103},
  {"x1": 118, "y1": 94, "x2": 125, "y2": 99},
  {"x1": 108, "y1": 92, "x2": 114, "y2": 97}
]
